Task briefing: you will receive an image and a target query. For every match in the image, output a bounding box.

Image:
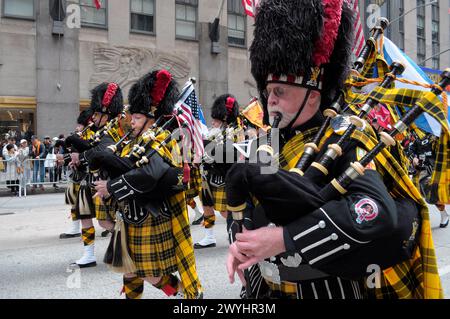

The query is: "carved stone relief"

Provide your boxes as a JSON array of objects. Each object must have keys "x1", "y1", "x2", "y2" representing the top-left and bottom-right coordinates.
[{"x1": 89, "y1": 44, "x2": 191, "y2": 95}]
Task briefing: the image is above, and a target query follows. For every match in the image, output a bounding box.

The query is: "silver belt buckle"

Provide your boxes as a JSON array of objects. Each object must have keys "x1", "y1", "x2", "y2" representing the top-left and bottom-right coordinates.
[{"x1": 258, "y1": 261, "x2": 281, "y2": 285}]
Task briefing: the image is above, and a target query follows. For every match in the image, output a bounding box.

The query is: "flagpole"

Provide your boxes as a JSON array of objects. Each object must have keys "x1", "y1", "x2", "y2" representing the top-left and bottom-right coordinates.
[
  {"x1": 419, "y1": 48, "x2": 450, "y2": 65},
  {"x1": 216, "y1": 0, "x2": 226, "y2": 19}
]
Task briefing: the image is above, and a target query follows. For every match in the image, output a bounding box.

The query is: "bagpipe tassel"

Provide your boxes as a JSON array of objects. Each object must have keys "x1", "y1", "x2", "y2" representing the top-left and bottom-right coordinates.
[{"x1": 105, "y1": 213, "x2": 137, "y2": 274}]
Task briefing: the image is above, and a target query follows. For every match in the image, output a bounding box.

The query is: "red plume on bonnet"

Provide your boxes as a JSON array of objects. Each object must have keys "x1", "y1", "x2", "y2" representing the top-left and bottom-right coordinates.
[
  {"x1": 225, "y1": 97, "x2": 235, "y2": 115},
  {"x1": 312, "y1": 0, "x2": 344, "y2": 66},
  {"x1": 151, "y1": 70, "x2": 172, "y2": 106},
  {"x1": 102, "y1": 82, "x2": 119, "y2": 108}
]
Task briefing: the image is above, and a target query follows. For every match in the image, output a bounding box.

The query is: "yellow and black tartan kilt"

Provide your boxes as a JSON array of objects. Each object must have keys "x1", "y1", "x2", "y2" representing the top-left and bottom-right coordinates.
[
  {"x1": 200, "y1": 183, "x2": 227, "y2": 212},
  {"x1": 185, "y1": 167, "x2": 202, "y2": 200},
  {"x1": 94, "y1": 195, "x2": 115, "y2": 221},
  {"x1": 127, "y1": 214, "x2": 177, "y2": 278},
  {"x1": 126, "y1": 196, "x2": 191, "y2": 278}
]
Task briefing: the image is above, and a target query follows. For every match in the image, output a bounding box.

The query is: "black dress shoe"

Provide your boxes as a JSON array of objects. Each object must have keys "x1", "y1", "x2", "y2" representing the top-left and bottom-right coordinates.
[
  {"x1": 59, "y1": 232, "x2": 81, "y2": 239},
  {"x1": 192, "y1": 215, "x2": 203, "y2": 225},
  {"x1": 70, "y1": 261, "x2": 97, "y2": 268},
  {"x1": 440, "y1": 219, "x2": 449, "y2": 228},
  {"x1": 193, "y1": 242, "x2": 216, "y2": 249}
]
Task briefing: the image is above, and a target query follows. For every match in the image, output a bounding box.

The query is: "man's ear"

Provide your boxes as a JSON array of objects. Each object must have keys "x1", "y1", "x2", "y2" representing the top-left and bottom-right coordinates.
[{"x1": 307, "y1": 90, "x2": 321, "y2": 109}]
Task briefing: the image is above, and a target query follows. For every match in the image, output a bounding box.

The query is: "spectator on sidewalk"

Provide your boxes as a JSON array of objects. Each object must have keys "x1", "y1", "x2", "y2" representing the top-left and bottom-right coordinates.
[
  {"x1": 17, "y1": 139, "x2": 30, "y2": 194},
  {"x1": 2, "y1": 137, "x2": 18, "y2": 158},
  {"x1": 43, "y1": 136, "x2": 57, "y2": 189},
  {"x1": 31, "y1": 136, "x2": 45, "y2": 191},
  {"x1": 5, "y1": 144, "x2": 19, "y2": 196}
]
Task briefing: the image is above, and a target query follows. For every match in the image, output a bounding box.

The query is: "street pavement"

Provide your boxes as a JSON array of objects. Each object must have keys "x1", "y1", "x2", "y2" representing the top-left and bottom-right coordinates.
[
  {"x1": 0, "y1": 193, "x2": 240, "y2": 299},
  {"x1": 0, "y1": 192, "x2": 449, "y2": 299}
]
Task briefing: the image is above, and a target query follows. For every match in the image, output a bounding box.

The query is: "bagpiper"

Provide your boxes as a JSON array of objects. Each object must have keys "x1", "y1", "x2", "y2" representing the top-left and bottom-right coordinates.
[
  {"x1": 59, "y1": 108, "x2": 93, "y2": 239},
  {"x1": 92, "y1": 69, "x2": 203, "y2": 299},
  {"x1": 64, "y1": 82, "x2": 124, "y2": 268},
  {"x1": 225, "y1": 0, "x2": 444, "y2": 299},
  {"x1": 194, "y1": 94, "x2": 241, "y2": 249}
]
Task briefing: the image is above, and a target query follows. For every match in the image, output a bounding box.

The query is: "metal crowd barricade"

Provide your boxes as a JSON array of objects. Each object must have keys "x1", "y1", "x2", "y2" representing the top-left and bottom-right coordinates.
[
  {"x1": 22, "y1": 158, "x2": 68, "y2": 197},
  {"x1": 0, "y1": 158, "x2": 23, "y2": 197}
]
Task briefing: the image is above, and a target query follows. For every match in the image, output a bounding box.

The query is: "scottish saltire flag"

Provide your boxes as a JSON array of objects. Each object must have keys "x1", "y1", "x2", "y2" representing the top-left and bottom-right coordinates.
[
  {"x1": 175, "y1": 81, "x2": 205, "y2": 162},
  {"x1": 382, "y1": 37, "x2": 449, "y2": 136},
  {"x1": 196, "y1": 101, "x2": 209, "y2": 138}
]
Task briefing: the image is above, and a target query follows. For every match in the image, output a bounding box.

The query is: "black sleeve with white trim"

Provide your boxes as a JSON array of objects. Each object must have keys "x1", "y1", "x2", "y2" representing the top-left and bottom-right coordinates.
[
  {"x1": 284, "y1": 169, "x2": 397, "y2": 268},
  {"x1": 107, "y1": 153, "x2": 170, "y2": 202},
  {"x1": 79, "y1": 134, "x2": 115, "y2": 166}
]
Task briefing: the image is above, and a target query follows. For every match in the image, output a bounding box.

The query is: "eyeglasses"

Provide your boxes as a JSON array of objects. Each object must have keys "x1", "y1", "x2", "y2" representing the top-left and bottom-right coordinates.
[{"x1": 263, "y1": 86, "x2": 287, "y2": 99}]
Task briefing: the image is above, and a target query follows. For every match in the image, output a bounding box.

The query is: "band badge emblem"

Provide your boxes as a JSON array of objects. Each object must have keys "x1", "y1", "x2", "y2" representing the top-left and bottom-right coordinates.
[
  {"x1": 306, "y1": 67, "x2": 321, "y2": 87},
  {"x1": 354, "y1": 198, "x2": 379, "y2": 224},
  {"x1": 258, "y1": 260, "x2": 281, "y2": 285}
]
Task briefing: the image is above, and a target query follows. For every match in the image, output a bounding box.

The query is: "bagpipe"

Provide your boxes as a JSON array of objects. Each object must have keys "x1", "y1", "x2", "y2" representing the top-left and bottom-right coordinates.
[
  {"x1": 228, "y1": 15, "x2": 450, "y2": 279},
  {"x1": 230, "y1": 18, "x2": 398, "y2": 226}
]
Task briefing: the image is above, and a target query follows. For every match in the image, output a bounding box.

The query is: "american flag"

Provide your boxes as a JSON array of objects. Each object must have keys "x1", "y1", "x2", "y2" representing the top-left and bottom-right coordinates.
[
  {"x1": 347, "y1": 0, "x2": 365, "y2": 57},
  {"x1": 175, "y1": 82, "x2": 206, "y2": 163},
  {"x1": 242, "y1": 0, "x2": 259, "y2": 18}
]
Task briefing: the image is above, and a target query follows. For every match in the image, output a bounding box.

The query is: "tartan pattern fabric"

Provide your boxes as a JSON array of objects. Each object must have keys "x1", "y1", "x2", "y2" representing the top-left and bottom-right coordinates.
[
  {"x1": 81, "y1": 226, "x2": 95, "y2": 246},
  {"x1": 70, "y1": 208, "x2": 78, "y2": 222},
  {"x1": 187, "y1": 199, "x2": 197, "y2": 210},
  {"x1": 153, "y1": 274, "x2": 180, "y2": 296},
  {"x1": 200, "y1": 183, "x2": 227, "y2": 212},
  {"x1": 107, "y1": 126, "x2": 123, "y2": 144},
  {"x1": 343, "y1": 47, "x2": 450, "y2": 204},
  {"x1": 265, "y1": 280, "x2": 298, "y2": 299},
  {"x1": 127, "y1": 212, "x2": 178, "y2": 278},
  {"x1": 186, "y1": 166, "x2": 202, "y2": 200},
  {"x1": 123, "y1": 276, "x2": 144, "y2": 299},
  {"x1": 280, "y1": 126, "x2": 443, "y2": 298},
  {"x1": 169, "y1": 192, "x2": 203, "y2": 299},
  {"x1": 203, "y1": 214, "x2": 216, "y2": 229},
  {"x1": 93, "y1": 195, "x2": 114, "y2": 221}
]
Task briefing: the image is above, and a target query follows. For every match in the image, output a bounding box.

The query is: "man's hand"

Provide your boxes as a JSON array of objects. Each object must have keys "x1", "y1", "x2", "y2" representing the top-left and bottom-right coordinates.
[
  {"x1": 70, "y1": 152, "x2": 80, "y2": 167},
  {"x1": 93, "y1": 180, "x2": 110, "y2": 199},
  {"x1": 234, "y1": 226, "x2": 286, "y2": 270},
  {"x1": 227, "y1": 242, "x2": 249, "y2": 286}
]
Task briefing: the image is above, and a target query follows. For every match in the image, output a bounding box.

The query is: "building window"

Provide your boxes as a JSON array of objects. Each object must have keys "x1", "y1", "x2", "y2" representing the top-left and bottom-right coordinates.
[
  {"x1": 175, "y1": 0, "x2": 198, "y2": 39},
  {"x1": 398, "y1": 0, "x2": 405, "y2": 51},
  {"x1": 432, "y1": 58, "x2": 440, "y2": 70},
  {"x1": 79, "y1": 0, "x2": 107, "y2": 27},
  {"x1": 432, "y1": 42, "x2": 440, "y2": 69},
  {"x1": 227, "y1": 0, "x2": 246, "y2": 47},
  {"x1": 431, "y1": 2, "x2": 440, "y2": 69},
  {"x1": 2, "y1": 0, "x2": 34, "y2": 20},
  {"x1": 130, "y1": 0, "x2": 155, "y2": 34},
  {"x1": 417, "y1": 38, "x2": 426, "y2": 66},
  {"x1": 0, "y1": 108, "x2": 36, "y2": 141},
  {"x1": 416, "y1": 0, "x2": 426, "y2": 65},
  {"x1": 417, "y1": 16, "x2": 425, "y2": 37}
]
